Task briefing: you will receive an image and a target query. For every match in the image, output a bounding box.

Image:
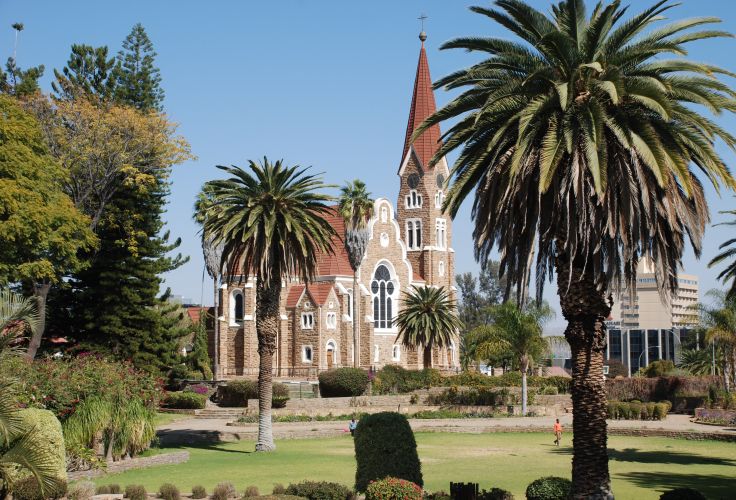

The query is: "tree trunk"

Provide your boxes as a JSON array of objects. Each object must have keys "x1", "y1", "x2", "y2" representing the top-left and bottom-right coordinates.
[
  {"x1": 520, "y1": 357, "x2": 528, "y2": 416},
  {"x1": 26, "y1": 282, "x2": 50, "y2": 360},
  {"x1": 423, "y1": 345, "x2": 432, "y2": 369},
  {"x1": 353, "y1": 271, "x2": 359, "y2": 367},
  {"x1": 255, "y1": 274, "x2": 280, "y2": 452},
  {"x1": 557, "y1": 257, "x2": 613, "y2": 500},
  {"x1": 213, "y1": 277, "x2": 220, "y2": 379}
]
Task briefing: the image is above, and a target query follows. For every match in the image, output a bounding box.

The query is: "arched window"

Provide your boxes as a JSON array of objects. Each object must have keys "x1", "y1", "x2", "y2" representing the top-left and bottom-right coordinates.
[
  {"x1": 231, "y1": 290, "x2": 244, "y2": 324},
  {"x1": 405, "y1": 189, "x2": 423, "y2": 209},
  {"x1": 435, "y1": 190, "x2": 444, "y2": 208},
  {"x1": 372, "y1": 264, "x2": 396, "y2": 329},
  {"x1": 435, "y1": 218, "x2": 447, "y2": 249},
  {"x1": 406, "y1": 219, "x2": 422, "y2": 250},
  {"x1": 374, "y1": 345, "x2": 380, "y2": 363},
  {"x1": 438, "y1": 260, "x2": 445, "y2": 277},
  {"x1": 392, "y1": 345, "x2": 401, "y2": 361}
]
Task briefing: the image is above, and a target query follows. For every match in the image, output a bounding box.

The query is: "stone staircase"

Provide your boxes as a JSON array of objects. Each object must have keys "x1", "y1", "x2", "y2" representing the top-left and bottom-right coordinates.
[{"x1": 194, "y1": 407, "x2": 248, "y2": 419}]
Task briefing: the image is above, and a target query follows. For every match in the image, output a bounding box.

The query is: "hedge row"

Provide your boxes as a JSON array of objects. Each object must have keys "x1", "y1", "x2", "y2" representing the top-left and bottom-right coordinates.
[
  {"x1": 162, "y1": 392, "x2": 207, "y2": 409},
  {"x1": 605, "y1": 376, "x2": 721, "y2": 404},
  {"x1": 371, "y1": 366, "x2": 572, "y2": 395},
  {"x1": 319, "y1": 368, "x2": 370, "y2": 397},
  {"x1": 607, "y1": 401, "x2": 670, "y2": 420},
  {"x1": 425, "y1": 387, "x2": 515, "y2": 407},
  {"x1": 216, "y1": 380, "x2": 290, "y2": 408}
]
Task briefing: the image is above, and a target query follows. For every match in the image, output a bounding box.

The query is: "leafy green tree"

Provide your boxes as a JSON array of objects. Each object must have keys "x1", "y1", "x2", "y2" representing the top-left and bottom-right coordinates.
[
  {"x1": 709, "y1": 205, "x2": 736, "y2": 300},
  {"x1": 52, "y1": 44, "x2": 118, "y2": 100},
  {"x1": 417, "y1": 1, "x2": 736, "y2": 495},
  {"x1": 395, "y1": 286, "x2": 462, "y2": 369},
  {"x1": 338, "y1": 179, "x2": 374, "y2": 367},
  {"x1": 187, "y1": 314, "x2": 213, "y2": 380},
  {"x1": 202, "y1": 158, "x2": 336, "y2": 451},
  {"x1": 114, "y1": 23, "x2": 164, "y2": 111},
  {"x1": 0, "y1": 96, "x2": 96, "y2": 359},
  {"x1": 473, "y1": 302, "x2": 552, "y2": 415}
]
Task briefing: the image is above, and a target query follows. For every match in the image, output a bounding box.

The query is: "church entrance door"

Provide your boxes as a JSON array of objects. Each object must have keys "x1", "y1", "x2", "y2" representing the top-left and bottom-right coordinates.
[{"x1": 326, "y1": 350, "x2": 334, "y2": 369}]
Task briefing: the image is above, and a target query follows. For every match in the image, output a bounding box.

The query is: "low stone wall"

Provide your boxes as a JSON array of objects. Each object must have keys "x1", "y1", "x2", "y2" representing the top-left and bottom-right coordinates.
[{"x1": 68, "y1": 451, "x2": 190, "y2": 480}]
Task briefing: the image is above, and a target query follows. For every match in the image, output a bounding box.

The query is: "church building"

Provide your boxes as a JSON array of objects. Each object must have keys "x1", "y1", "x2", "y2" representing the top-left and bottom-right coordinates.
[{"x1": 213, "y1": 32, "x2": 459, "y2": 378}]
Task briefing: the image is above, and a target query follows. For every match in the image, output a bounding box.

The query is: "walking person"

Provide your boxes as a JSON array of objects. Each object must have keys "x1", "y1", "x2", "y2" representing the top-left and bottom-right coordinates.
[
  {"x1": 553, "y1": 418, "x2": 563, "y2": 446},
  {"x1": 349, "y1": 417, "x2": 357, "y2": 437}
]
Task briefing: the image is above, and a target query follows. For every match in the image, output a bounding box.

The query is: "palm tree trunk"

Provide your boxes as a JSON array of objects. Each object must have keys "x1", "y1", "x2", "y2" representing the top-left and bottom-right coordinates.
[
  {"x1": 255, "y1": 274, "x2": 280, "y2": 452},
  {"x1": 557, "y1": 257, "x2": 612, "y2": 500},
  {"x1": 520, "y1": 357, "x2": 528, "y2": 417},
  {"x1": 213, "y1": 277, "x2": 220, "y2": 379},
  {"x1": 26, "y1": 282, "x2": 50, "y2": 360},
  {"x1": 353, "y1": 271, "x2": 359, "y2": 367},
  {"x1": 423, "y1": 345, "x2": 432, "y2": 369}
]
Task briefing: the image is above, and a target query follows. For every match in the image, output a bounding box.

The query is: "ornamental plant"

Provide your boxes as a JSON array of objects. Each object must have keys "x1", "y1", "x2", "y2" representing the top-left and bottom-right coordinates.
[
  {"x1": 365, "y1": 478, "x2": 422, "y2": 500},
  {"x1": 319, "y1": 368, "x2": 369, "y2": 397}
]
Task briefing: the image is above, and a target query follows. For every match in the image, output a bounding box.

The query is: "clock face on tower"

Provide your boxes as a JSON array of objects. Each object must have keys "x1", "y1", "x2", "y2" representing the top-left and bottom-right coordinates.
[
  {"x1": 436, "y1": 174, "x2": 445, "y2": 188},
  {"x1": 407, "y1": 173, "x2": 420, "y2": 189}
]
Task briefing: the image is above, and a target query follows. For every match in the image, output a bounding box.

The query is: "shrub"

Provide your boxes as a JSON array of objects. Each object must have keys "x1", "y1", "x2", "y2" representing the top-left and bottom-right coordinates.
[
  {"x1": 354, "y1": 412, "x2": 423, "y2": 491},
  {"x1": 373, "y1": 366, "x2": 442, "y2": 394},
  {"x1": 541, "y1": 376, "x2": 571, "y2": 394},
  {"x1": 285, "y1": 480, "x2": 354, "y2": 499},
  {"x1": 273, "y1": 484, "x2": 287, "y2": 495},
  {"x1": 319, "y1": 368, "x2": 370, "y2": 397},
  {"x1": 629, "y1": 401, "x2": 643, "y2": 419},
  {"x1": 184, "y1": 383, "x2": 214, "y2": 395},
  {"x1": 605, "y1": 359, "x2": 628, "y2": 378},
  {"x1": 653, "y1": 402, "x2": 669, "y2": 420},
  {"x1": 191, "y1": 485, "x2": 207, "y2": 499},
  {"x1": 16, "y1": 408, "x2": 67, "y2": 495},
  {"x1": 606, "y1": 376, "x2": 722, "y2": 404},
  {"x1": 68, "y1": 481, "x2": 96, "y2": 500},
  {"x1": 12, "y1": 476, "x2": 67, "y2": 500},
  {"x1": 525, "y1": 476, "x2": 571, "y2": 500},
  {"x1": 124, "y1": 484, "x2": 148, "y2": 500},
  {"x1": 659, "y1": 488, "x2": 707, "y2": 500},
  {"x1": 159, "y1": 483, "x2": 181, "y2": 500},
  {"x1": 424, "y1": 492, "x2": 451, "y2": 500},
  {"x1": 480, "y1": 488, "x2": 515, "y2": 500},
  {"x1": 642, "y1": 360, "x2": 676, "y2": 377},
  {"x1": 216, "y1": 380, "x2": 289, "y2": 407},
  {"x1": 425, "y1": 387, "x2": 512, "y2": 406},
  {"x1": 273, "y1": 382, "x2": 291, "y2": 408},
  {"x1": 365, "y1": 477, "x2": 422, "y2": 500},
  {"x1": 163, "y1": 391, "x2": 207, "y2": 409},
  {"x1": 242, "y1": 485, "x2": 260, "y2": 497},
  {"x1": 540, "y1": 385, "x2": 558, "y2": 395},
  {"x1": 212, "y1": 482, "x2": 238, "y2": 500}
]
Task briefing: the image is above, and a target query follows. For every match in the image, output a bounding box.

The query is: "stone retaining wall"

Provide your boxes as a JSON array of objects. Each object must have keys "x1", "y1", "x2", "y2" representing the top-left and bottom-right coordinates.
[{"x1": 68, "y1": 451, "x2": 190, "y2": 480}]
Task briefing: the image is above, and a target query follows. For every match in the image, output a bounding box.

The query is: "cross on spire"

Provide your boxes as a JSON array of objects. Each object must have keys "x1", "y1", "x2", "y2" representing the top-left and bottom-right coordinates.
[{"x1": 418, "y1": 14, "x2": 428, "y2": 42}]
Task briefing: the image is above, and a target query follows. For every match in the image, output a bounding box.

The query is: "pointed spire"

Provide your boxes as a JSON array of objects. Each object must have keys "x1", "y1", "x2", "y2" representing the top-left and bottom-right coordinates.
[{"x1": 400, "y1": 31, "x2": 441, "y2": 171}]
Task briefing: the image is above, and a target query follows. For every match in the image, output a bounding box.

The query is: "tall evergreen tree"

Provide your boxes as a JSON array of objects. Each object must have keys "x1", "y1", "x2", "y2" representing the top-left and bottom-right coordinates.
[
  {"x1": 114, "y1": 23, "x2": 164, "y2": 111},
  {"x1": 51, "y1": 44, "x2": 117, "y2": 100}
]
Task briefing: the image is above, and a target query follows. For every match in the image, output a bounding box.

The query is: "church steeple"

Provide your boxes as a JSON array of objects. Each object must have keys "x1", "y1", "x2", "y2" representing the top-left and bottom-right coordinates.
[{"x1": 400, "y1": 31, "x2": 442, "y2": 171}]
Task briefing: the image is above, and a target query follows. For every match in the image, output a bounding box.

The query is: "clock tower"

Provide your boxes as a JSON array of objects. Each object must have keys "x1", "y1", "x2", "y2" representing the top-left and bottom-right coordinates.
[{"x1": 396, "y1": 30, "x2": 454, "y2": 290}]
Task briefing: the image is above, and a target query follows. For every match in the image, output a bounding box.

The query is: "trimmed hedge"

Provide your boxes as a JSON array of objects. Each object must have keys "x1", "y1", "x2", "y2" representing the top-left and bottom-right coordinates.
[
  {"x1": 606, "y1": 376, "x2": 721, "y2": 409},
  {"x1": 425, "y1": 387, "x2": 513, "y2": 406},
  {"x1": 659, "y1": 488, "x2": 707, "y2": 500},
  {"x1": 319, "y1": 368, "x2": 369, "y2": 397},
  {"x1": 158, "y1": 483, "x2": 181, "y2": 500},
  {"x1": 217, "y1": 380, "x2": 290, "y2": 407},
  {"x1": 162, "y1": 391, "x2": 206, "y2": 409},
  {"x1": 525, "y1": 477, "x2": 571, "y2": 500},
  {"x1": 607, "y1": 401, "x2": 669, "y2": 420},
  {"x1": 365, "y1": 477, "x2": 422, "y2": 500},
  {"x1": 354, "y1": 412, "x2": 423, "y2": 491},
  {"x1": 284, "y1": 480, "x2": 354, "y2": 499},
  {"x1": 372, "y1": 366, "x2": 443, "y2": 394}
]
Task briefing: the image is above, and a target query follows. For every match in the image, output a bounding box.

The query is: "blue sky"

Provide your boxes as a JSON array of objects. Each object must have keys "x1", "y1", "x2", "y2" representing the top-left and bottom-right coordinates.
[{"x1": 3, "y1": 0, "x2": 736, "y2": 328}]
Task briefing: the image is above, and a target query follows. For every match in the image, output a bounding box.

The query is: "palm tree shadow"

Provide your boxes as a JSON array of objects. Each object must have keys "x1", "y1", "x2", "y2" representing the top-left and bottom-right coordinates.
[
  {"x1": 617, "y1": 471, "x2": 736, "y2": 499},
  {"x1": 608, "y1": 447, "x2": 736, "y2": 466},
  {"x1": 156, "y1": 429, "x2": 253, "y2": 454}
]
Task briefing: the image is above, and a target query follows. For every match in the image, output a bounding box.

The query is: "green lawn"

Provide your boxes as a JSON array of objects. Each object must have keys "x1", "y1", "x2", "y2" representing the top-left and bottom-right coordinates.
[{"x1": 94, "y1": 433, "x2": 736, "y2": 499}]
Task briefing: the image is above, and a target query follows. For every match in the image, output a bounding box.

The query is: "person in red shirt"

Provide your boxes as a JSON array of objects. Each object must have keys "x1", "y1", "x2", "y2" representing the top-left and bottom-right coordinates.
[{"x1": 553, "y1": 418, "x2": 563, "y2": 446}]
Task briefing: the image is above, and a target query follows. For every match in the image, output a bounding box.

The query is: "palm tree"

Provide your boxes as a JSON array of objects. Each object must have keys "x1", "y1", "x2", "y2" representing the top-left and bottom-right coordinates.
[
  {"x1": 1, "y1": 289, "x2": 39, "y2": 355},
  {"x1": 338, "y1": 180, "x2": 374, "y2": 367},
  {"x1": 395, "y1": 286, "x2": 461, "y2": 369},
  {"x1": 701, "y1": 290, "x2": 736, "y2": 391},
  {"x1": 472, "y1": 302, "x2": 553, "y2": 415},
  {"x1": 416, "y1": 1, "x2": 736, "y2": 496},
  {"x1": 194, "y1": 187, "x2": 224, "y2": 379},
  {"x1": 202, "y1": 158, "x2": 336, "y2": 451},
  {"x1": 709, "y1": 206, "x2": 736, "y2": 300},
  {"x1": 1, "y1": 290, "x2": 62, "y2": 498}
]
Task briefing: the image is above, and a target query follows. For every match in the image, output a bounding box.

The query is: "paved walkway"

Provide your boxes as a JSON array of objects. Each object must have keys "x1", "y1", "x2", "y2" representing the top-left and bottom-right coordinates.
[{"x1": 156, "y1": 414, "x2": 736, "y2": 445}]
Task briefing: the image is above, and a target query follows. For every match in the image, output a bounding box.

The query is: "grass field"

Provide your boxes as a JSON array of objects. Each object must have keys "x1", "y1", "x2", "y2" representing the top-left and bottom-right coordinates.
[{"x1": 94, "y1": 432, "x2": 736, "y2": 499}]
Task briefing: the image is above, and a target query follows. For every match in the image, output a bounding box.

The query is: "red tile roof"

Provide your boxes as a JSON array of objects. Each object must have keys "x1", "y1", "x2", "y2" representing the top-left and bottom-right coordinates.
[
  {"x1": 315, "y1": 208, "x2": 353, "y2": 277},
  {"x1": 286, "y1": 285, "x2": 306, "y2": 308},
  {"x1": 307, "y1": 282, "x2": 335, "y2": 306},
  {"x1": 187, "y1": 306, "x2": 208, "y2": 323},
  {"x1": 400, "y1": 40, "x2": 442, "y2": 170}
]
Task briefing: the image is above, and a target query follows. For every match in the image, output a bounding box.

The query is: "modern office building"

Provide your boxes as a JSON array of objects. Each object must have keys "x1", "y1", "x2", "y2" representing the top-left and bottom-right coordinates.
[{"x1": 605, "y1": 260, "x2": 699, "y2": 375}]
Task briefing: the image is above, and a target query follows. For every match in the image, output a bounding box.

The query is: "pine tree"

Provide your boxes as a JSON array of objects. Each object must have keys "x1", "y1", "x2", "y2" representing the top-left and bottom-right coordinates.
[
  {"x1": 51, "y1": 44, "x2": 117, "y2": 100},
  {"x1": 114, "y1": 23, "x2": 164, "y2": 111}
]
